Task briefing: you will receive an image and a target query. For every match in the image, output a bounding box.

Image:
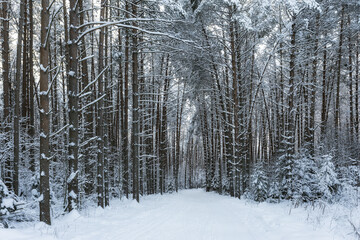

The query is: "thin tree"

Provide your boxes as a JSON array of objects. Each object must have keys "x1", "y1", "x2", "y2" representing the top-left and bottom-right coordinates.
[
  {"x1": 131, "y1": 0, "x2": 140, "y2": 202},
  {"x1": 1, "y1": 0, "x2": 12, "y2": 189},
  {"x1": 97, "y1": 0, "x2": 106, "y2": 208},
  {"x1": 13, "y1": 0, "x2": 26, "y2": 196}
]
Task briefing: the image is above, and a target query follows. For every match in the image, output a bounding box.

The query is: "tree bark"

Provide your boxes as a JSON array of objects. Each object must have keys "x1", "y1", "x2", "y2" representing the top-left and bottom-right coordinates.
[
  {"x1": 79, "y1": 0, "x2": 94, "y2": 196},
  {"x1": 334, "y1": 6, "x2": 345, "y2": 137},
  {"x1": 28, "y1": 0, "x2": 35, "y2": 173},
  {"x1": 132, "y1": 0, "x2": 140, "y2": 202},
  {"x1": 67, "y1": 0, "x2": 80, "y2": 212},
  {"x1": 97, "y1": 0, "x2": 106, "y2": 208},
  {"x1": 13, "y1": 0, "x2": 26, "y2": 196},
  {"x1": 355, "y1": 34, "x2": 359, "y2": 139},
  {"x1": 122, "y1": 0, "x2": 130, "y2": 199},
  {"x1": 321, "y1": 39, "x2": 328, "y2": 137},
  {"x1": 347, "y1": 14, "x2": 354, "y2": 140},
  {"x1": 1, "y1": 0, "x2": 12, "y2": 190},
  {"x1": 39, "y1": 0, "x2": 51, "y2": 225},
  {"x1": 229, "y1": 4, "x2": 239, "y2": 197}
]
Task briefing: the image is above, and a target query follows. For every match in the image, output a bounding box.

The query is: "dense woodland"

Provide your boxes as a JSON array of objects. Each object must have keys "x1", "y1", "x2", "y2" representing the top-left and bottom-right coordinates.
[{"x1": 0, "y1": 0, "x2": 359, "y2": 225}]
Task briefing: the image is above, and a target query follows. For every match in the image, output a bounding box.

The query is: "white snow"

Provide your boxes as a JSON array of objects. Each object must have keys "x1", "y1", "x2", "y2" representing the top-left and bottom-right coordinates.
[
  {"x1": 0, "y1": 179, "x2": 9, "y2": 195},
  {"x1": 36, "y1": 194, "x2": 43, "y2": 202},
  {"x1": 39, "y1": 132, "x2": 47, "y2": 138},
  {"x1": 0, "y1": 189, "x2": 354, "y2": 240},
  {"x1": 40, "y1": 153, "x2": 47, "y2": 160},
  {"x1": 31, "y1": 189, "x2": 38, "y2": 197},
  {"x1": 69, "y1": 191, "x2": 77, "y2": 199},
  {"x1": 1, "y1": 198, "x2": 15, "y2": 210},
  {"x1": 39, "y1": 64, "x2": 48, "y2": 73},
  {"x1": 67, "y1": 171, "x2": 78, "y2": 184}
]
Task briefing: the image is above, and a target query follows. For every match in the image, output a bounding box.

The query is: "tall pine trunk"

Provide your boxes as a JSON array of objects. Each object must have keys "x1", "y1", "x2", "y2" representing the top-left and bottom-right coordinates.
[
  {"x1": 334, "y1": 6, "x2": 345, "y2": 137},
  {"x1": 39, "y1": 0, "x2": 51, "y2": 225},
  {"x1": 13, "y1": 0, "x2": 26, "y2": 195},
  {"x1": 1, "y1": 0, "x2": 12, "y2": 189},
  {"x1": 97, "y1": 0, "x2": 106, "y2": 208},
  {"x1": 67, "y1": 0, "x2": 80, "y2": 212},
  {"x1": 131, "y1": 0, "x2": 140, "y2": 202},
  {"x1": 122, "y1": 1, "x2": 130, "y2": 199}
]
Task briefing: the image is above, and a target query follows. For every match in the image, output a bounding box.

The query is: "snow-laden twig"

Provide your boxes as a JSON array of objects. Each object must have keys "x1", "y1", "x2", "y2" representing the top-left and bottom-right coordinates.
[
  {"x1": 80, "y1": 94, "x2": 106, "y2": 112},
  {"x1": 77, "y1": 18, "x2": 187, "y2": 30},
  {"x1": 79, "y1": 136, "x2": 98, "y2": 148},
  {"x1": 50, "y1": 124, "x2": 70, "y2": 138},
  {"x1": 79, "y1": 55, "x2": 94, "y2": 62},
  {"x1": 46, "y1": 66, "x2": 61, "y2": 96},
  {"x1": 76, "y1": 20, "x2": 200, "y2": 49},
  {"x1": 248, "y1": 39, "x2": 280, "y2": 121},
  {"x1": 78, "y1": 64, "x2": 112, "y2": 97},
  {"x1": 67, "y1": 170, "x2": 79, "y2": 184},
  {"x1": 44, "y1": 5, "x2": 63, "y2": 48}
]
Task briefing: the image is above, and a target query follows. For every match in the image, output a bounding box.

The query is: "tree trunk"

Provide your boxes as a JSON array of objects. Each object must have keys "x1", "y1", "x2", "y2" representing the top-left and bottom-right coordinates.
[
  {"x1": 13, "y1": 0, "x2": 26, "y2": 196},
  {"x1": 79, "y1": 0, "x2": 94, "y2": 196},
  {"x1": 131, "y1": 0, "x2": 140, "y2": 202},
  {"x1": 347, "y1": 15, "x2": 354, "y2": 141},
  {"x1": 1, "y1": 0, "x2": 12, "y2": 189},
  {"x1": 159, "y1": 55, "x2": 170, "y2": 195},
  {"x1": 321, "y1": 40, "x2": 328, "y2": 137},
  {"x1": 122, "y1": 0, "x2": 130, "y2": 199},
  {"x1": 28, "y1": 0, "x2": 35, "y2": 173},
  {"x1": 39, "y1": 0, "x2": 51, "y2": 225},
  {"x1": 308, "y1": 14, "x2": 319, "y2": 155},
  {"x1": 355, "y1": 34, "x2": 359, "y2": 139},
  {"x1": 67, "y1": 0, "x2": 80, "y2": 212},
  {"x1": 22, "y1": 0, "x2": 28, "y2": 123},
  {"x1": 334, "y1": 6, "x2": 345, "y2": 137},
  {"x1": 229, "y1": 5, "x2": 239, "y2": 197},
  {"x1": 97, "y1": 0, "x2": 106, "y2": 208}
]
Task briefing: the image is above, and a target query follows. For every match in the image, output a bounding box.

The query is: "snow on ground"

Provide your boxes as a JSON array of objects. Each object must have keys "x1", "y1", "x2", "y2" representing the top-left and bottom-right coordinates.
[{"x1": 0, "y1": 189, "x2": 356, "y2": 240}]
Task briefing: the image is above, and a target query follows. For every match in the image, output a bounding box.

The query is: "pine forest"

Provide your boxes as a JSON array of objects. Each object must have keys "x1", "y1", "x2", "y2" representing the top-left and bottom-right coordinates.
[{"x1": 0, "y1": 0, "x2": 360, "y2": 239}]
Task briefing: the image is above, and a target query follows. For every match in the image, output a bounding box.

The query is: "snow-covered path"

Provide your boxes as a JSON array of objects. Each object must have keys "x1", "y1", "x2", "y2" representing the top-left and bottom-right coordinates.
[{"x1": 1, "y1": 189, "x2": 343, "y2": 240}]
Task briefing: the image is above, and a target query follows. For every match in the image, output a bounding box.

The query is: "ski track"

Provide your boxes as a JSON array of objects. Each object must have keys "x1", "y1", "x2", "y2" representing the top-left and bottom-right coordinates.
[{"x1": 1, "y1": 189, "x2": 342, "y2": 240}]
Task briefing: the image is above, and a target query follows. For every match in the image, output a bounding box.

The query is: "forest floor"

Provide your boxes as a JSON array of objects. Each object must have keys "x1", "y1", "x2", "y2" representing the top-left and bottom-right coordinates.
[{"x1": 1, "y1": 189, "x2": 357, "y2": 240}]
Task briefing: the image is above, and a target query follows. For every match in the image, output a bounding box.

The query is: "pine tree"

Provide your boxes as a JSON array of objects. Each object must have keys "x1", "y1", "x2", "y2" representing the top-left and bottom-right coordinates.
[
  {"x1": 318, "y1": 155, "x2": 339, "y2": 201},
  {"x1": 249, "y1": 162, "x2": 268, "y2": 202}
]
